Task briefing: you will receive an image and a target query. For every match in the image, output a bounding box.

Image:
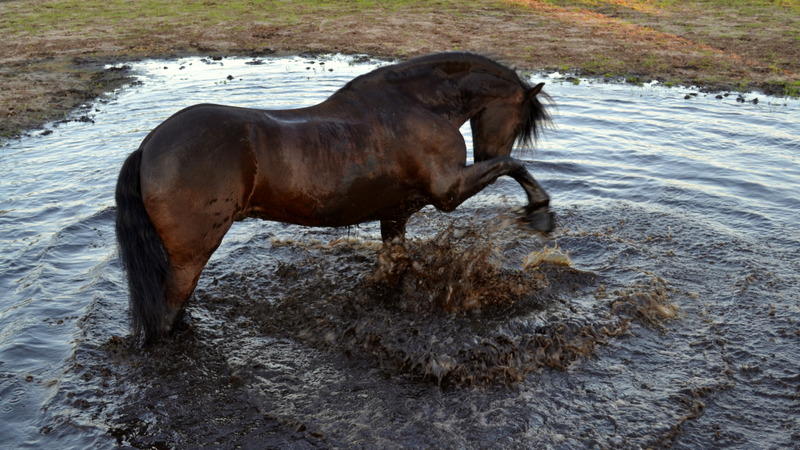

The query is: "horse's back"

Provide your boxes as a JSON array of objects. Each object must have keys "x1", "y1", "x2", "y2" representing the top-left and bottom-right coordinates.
[
  {"x1": 140, "y1": 104, "x2": 258, "y2": 160},
  {"x1": 139, "y1": 104, "x2": 259, "y2": 185}
]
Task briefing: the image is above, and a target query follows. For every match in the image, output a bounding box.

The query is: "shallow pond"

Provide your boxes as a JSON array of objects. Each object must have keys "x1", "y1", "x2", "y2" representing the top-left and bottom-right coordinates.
[{"x1": 1, "y1": 55, "x2": 798, "y2": 448}]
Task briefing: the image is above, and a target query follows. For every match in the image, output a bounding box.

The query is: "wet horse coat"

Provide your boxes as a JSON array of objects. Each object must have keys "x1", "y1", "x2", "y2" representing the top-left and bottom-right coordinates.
[{"x1": 116, "y1": 52, "x2": 554, "y2": 344}]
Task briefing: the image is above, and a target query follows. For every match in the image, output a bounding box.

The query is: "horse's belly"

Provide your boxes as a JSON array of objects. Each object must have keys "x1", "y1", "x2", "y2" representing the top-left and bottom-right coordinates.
[
  {"x1": 248, "y1": 174, "x2": 427, "y2": 227},
  {"x1": 248, "y1": 119, "x2": 430, "y2": 227}
]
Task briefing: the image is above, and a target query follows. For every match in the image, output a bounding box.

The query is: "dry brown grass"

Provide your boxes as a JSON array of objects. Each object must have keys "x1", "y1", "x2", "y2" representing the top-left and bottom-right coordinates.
[{"x1": 1, "y1": 0, "x2": 798, "y2": 139}]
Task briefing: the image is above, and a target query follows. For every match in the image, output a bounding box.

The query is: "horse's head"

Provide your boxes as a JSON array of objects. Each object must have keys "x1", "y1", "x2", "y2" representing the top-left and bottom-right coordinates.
[{"x1": 470, "y1": 82, "x2": 553, "y2": 161}]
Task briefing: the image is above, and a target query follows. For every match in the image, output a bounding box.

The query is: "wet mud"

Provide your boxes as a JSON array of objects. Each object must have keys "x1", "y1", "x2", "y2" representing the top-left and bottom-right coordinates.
[
  {"x1": 0, "y1": 57, "x2": 135, "y2": 140},
  {"x1": 60, "y1": 207, "x2": 686, "y2": 448}
]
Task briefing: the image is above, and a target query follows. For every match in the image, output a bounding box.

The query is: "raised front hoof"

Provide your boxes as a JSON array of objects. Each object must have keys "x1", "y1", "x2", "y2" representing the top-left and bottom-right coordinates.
[{"x1": 521, "y1": 207, "x2": 556, "y2": 233}]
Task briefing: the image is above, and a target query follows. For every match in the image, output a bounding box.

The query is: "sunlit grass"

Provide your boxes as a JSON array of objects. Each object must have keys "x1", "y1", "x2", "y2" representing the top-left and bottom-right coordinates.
[{"x1": 539, "y1": 0, "x2": 800, "y2": 13}]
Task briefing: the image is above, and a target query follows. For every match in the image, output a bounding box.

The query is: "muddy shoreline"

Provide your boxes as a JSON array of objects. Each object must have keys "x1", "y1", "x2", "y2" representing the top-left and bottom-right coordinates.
[
  {"x1": 1, "y1": 56, "x2": 133, "y2": 140},
  {"x1": 0, "y1": 48, "x2": 787, "y2": 143},
  {"x1": 2, "y1": 1, "x2": 798, "y2": 142},
  {"x1": 1, "y1": 50, "x2": 360, "y2": 140}
]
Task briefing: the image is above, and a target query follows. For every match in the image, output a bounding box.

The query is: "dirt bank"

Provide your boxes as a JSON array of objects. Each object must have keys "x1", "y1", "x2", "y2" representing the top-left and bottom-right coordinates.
[{"x1": 2, "y1": 0, "x2": 798, "y2": 140}]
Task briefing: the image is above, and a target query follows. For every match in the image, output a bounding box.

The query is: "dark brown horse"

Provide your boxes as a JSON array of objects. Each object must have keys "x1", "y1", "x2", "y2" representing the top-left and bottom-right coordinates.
[{"x1": 116, "y1": 52, "x2": 555, "y2": 344}]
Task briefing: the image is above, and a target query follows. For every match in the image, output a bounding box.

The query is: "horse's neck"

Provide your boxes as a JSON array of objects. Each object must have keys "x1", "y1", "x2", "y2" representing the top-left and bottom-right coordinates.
[
  {"x1": 336, "y1": 60, "x2": 518, "y2": 126},
  {"x1": 436, "y1": 70, "x2": 516, "y2": 126}
]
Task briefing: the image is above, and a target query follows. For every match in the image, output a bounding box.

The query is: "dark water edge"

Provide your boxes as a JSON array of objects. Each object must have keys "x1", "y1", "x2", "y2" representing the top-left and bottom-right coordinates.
[{"x1": 1, "y1": 55, "x2": 798, "y2": 448}]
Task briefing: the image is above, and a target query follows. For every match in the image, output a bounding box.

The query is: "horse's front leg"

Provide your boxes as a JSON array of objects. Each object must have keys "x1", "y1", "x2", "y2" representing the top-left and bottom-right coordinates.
[
  {"x1": 431, "y1": 156, "x2": 555, "y2": 232},
  {"x1": 375, "y1": 216, "x2": 412, "y2": 283},
  {"x1": 506, "y1": 164, "x2": 555, "y2": 232},
  {"x1": 380, "y1": 216, "x2": 409, "y2": 244}
]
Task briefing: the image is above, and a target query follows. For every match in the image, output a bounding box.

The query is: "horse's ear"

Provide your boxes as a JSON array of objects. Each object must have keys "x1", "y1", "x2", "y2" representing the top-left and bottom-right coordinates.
[{"x1": 528, "y1": 82, "x2": 545, "y2": 98}]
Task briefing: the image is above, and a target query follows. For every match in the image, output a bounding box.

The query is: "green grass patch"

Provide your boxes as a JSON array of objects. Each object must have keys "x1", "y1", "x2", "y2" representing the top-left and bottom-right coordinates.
[{"x1": 2, "y1": 0, "x2": 488, "y2": 36}]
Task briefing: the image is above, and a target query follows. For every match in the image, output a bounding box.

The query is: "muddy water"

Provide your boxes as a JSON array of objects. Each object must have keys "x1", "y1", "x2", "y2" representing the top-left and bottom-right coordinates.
[{"x1": 1, "y1": 55, "x2": 798, "y2": 449}]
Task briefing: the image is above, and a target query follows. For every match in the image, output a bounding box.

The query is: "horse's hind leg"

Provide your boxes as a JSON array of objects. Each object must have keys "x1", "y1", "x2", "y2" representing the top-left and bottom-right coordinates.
[
  {"x1": 145, "y1": 196, "x2": 237, "y2": 333},
  {"x1": 161, "y1": 224, "x2": 233, "y2": 331},
  {"x1": 162, "y1": 253, "x2": 213, "y2": 328}
]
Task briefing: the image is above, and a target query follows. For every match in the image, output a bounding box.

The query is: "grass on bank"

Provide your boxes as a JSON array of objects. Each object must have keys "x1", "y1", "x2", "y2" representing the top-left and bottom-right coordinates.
[
  {"x1": 1, "y1": 0, "x2": 799, "y2": 95},
  {"x1": 7, "y1": 0, "x2": 454, "y2": 33}
]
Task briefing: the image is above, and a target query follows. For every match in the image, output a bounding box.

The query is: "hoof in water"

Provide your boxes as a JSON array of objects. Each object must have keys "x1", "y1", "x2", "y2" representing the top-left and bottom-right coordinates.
[{"x1": 522, "y1": 207, "x2": 556, "y2": 233}]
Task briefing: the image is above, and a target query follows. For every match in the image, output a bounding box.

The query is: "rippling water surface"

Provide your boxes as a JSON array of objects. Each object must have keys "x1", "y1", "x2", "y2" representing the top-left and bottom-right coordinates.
[{"x1": 1, "y1": 55, "x2": 798, "y2": 448}]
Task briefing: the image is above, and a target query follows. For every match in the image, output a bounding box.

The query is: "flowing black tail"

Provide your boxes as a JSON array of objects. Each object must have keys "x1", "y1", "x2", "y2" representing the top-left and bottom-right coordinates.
[{"x1": 115, "y1": 148, "x2": 169, "y2": 345}]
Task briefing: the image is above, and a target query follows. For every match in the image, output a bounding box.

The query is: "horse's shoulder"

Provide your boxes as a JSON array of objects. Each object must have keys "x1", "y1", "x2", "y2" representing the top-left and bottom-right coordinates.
[{"x1": 394, "y1": 111, "x2": 463, "y2": 147}]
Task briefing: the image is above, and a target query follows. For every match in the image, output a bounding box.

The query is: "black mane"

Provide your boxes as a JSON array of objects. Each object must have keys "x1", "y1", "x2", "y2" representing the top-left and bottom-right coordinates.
[
  {"x1": 346, "y1": 52, "x2": 521, "y2": 87},
  {"x1": 519, "y1": 82, "x2": 554, "y2": 149}
]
